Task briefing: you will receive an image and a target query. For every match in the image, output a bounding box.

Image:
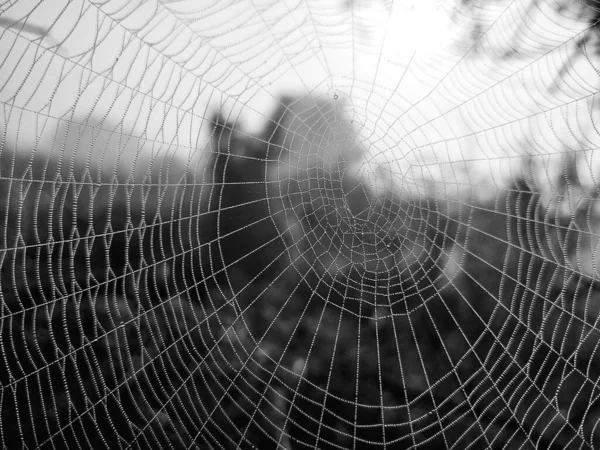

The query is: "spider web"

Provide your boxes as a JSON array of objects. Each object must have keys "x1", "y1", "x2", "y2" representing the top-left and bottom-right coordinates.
[{"x1": 1, "y1": 0, "x2": 600, "y2": 448}]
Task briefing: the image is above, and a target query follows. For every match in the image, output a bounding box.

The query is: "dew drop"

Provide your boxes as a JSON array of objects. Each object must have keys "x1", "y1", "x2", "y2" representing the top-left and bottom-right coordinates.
[{"x1": 333, "y1": 94, "x2": 338, "y2": 100}]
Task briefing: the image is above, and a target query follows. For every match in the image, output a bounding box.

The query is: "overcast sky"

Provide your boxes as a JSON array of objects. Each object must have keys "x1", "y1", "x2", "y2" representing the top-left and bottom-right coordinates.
[{"x1": 1, "y1": 0, "x2": 598, "y2": 199}]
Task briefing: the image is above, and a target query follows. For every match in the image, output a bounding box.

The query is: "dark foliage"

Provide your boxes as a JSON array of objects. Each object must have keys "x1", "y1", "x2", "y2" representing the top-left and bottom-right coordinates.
[{"x1": 1, "y1": 96, "x2": 600, "y2": 449}]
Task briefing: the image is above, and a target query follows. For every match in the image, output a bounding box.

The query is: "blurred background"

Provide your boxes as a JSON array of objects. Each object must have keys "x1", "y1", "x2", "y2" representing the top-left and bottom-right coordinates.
[{"x1": 2, "y1": 0, "x2": 600, "y2": 448}]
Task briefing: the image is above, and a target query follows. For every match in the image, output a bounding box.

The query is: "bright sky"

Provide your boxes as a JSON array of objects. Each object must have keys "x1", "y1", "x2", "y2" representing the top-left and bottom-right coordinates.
[{"x1": 0, "y1": 0, "x2": 598, "y2": 198}]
